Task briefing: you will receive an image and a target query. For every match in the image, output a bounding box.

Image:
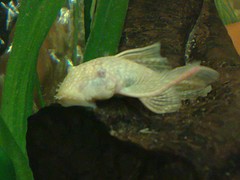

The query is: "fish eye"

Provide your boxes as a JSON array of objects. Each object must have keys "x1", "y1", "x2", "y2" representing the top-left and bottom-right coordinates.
[{"x1": 96, "y1": 69, "x2": 106, "y2": 78}]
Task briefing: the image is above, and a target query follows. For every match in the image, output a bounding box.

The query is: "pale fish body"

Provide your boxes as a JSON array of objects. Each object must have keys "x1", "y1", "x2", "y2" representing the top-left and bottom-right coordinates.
[{"x1": 55, "y1": 43, "x2": 219, "y2": 114}]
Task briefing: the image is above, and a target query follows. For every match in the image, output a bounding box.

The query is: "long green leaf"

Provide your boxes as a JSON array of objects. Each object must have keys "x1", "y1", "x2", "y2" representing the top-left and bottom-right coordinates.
[
  {"x1": 0, "y1": 114, "x2": 33, "y2": 180},
  {"x1": 83, "y1": 0, "x2": 129, "y2": 61},
  {"x1": 84, "y1": 0, "x2": 93, "y2": 41},
  {"x1": 0, "y1": 0, "x2": 66, "y2": 154},
  {"x1": 215, "y1": 0, "x2": 239, "y2": 25},
  {"x1": 0, "y1": 147, "x2": 16, "y2": 180}
]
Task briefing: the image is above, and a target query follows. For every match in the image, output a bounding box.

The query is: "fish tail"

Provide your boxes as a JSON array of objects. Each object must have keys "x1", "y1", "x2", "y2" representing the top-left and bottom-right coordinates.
[
  {"x1": 169, "y1": 64, "x2": 219, "y2": 100},
  {"x1": 139, "y1": 64, "x2": 219, "y2": 113}
]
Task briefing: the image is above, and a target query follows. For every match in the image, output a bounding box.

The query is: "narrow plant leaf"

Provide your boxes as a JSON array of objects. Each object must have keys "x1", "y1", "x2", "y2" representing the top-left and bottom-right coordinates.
[
  {"x1": 83, "y1": 0, "x2": 129, "y2": 61},
  {"x1": 0, "y1": 0, "x2": 66, "y2": 154},
  {"x1": 72, "y1": 0, "x2": 80, "y2": 66},
  {"x1": 215, "y1": 0, "x2": 239, "y2": 25},
  {"x1": 73, "y1": 0, "x2": 85, "y2": 65},
  {"x1": 0, "y1": 114, "x2": 33, "y2": 180},
  {"x1": 0, "y1": 147, "x2": 16, "y2": 180},
  {"x1": 84, "y1": 0, "x2": 93, "y2": 42}
]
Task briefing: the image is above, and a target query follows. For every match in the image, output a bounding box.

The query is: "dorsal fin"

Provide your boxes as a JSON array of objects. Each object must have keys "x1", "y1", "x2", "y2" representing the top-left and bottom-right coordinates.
[{"x1": 115, "y1": 43, "x2": 171, "y2": 71}]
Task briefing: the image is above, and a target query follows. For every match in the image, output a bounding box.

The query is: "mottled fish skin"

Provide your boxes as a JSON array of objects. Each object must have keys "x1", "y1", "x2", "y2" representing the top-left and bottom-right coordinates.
[{"x1": 55, "y1": 43, "x2": 219, "y2": 114}]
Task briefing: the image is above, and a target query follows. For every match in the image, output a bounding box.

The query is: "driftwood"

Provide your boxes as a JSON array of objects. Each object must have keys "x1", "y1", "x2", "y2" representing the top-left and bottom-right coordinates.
[{"x1": 27, "y1": 0, "x2": 240, "y2": 179}]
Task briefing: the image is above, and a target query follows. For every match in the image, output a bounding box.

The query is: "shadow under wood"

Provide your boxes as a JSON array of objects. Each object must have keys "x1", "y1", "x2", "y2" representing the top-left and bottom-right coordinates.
[{"x1": 27, "y1": 105, "x2": 198, "y2": 180}]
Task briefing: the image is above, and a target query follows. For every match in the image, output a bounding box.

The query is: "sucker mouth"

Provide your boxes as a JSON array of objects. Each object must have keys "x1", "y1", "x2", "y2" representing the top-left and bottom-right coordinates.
[{"x1": 55, "y1": 97, "x2": 73, "y2": 107}]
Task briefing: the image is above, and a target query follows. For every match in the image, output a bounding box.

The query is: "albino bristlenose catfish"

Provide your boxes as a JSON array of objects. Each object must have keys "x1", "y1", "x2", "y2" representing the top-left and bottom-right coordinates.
[{"x1": 55, "y1": 43, "x2": 219, "y2": 114}]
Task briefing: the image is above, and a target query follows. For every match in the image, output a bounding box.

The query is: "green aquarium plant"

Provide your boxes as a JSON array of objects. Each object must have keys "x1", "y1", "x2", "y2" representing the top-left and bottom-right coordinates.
[
  {"x1": 83, "y1": 0, "x2": 129, "y2": 61},
  {"x1": 0, "y1": 146, "x2": 16, "y2": 180},
  {"x1": 0, "y1": 0, "x2": 129, "y2": 179},
  {"x1": 215, "y1": 0, "x2": 240, "y2": 25},
  {"x1": 0, "y1": 0, "x2": 66, "y2": 179},
  {"x1": 0, "y1": 115, "x2": 32, "y2": 179}
]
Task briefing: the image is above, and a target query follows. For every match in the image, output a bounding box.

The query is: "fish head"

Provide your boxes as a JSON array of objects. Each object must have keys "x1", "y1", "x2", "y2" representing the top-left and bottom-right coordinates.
[
  {"x1": 55, "y1": 62, "x2": 116, "y2": 107},
  {"x1": 55, "y1": 66, "x2": 94, "y2": 107}
]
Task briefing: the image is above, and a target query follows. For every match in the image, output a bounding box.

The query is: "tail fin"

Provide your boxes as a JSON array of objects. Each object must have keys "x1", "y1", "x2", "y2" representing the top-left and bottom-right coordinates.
[
  {"x1": 168, "y1": 64, "x2": 219, "y2": 100},
  {"x1": 139, "y1": 64, "x2": 219, "y2": 113}
]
